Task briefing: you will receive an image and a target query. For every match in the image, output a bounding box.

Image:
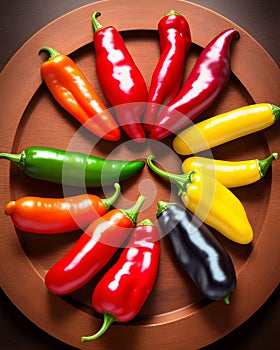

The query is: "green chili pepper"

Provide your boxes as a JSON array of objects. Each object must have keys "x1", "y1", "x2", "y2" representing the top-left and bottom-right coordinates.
[{"x1": 0, "y1": 146, "x2": 145, "y2": 187}]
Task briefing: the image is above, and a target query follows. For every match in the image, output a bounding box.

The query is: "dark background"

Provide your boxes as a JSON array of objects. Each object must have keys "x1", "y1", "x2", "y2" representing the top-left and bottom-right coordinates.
[{"x1": 0, "y1": 0, "x2": 279, "y2": 349}]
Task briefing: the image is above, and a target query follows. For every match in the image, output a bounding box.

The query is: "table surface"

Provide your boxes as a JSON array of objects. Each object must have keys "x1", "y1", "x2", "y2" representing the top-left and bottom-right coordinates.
[{"x1": 0, "y1": 0, "x2": 279, "y2": 349}]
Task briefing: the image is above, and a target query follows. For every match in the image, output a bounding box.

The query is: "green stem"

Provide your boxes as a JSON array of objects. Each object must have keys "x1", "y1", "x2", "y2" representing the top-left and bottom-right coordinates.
[
  {"x1": 157, "y1": 200, "x2": 176, "y2": 217},
  {"x1": 0, "y1": 152, "x2": 21, "y2": 164},
  {"x1": 223, "y1": 293, "x2": 231, "y2": 305},
  {"x1": 147, "y1": 155, "x2": 194, "y2": 196},
  {"x1": 257, "y1": 152, "x2": 278, "y2": 178},
  {"x1": 165, "y1": 9, "x2": 183, "y2": 17},
  {"x1": 121, "y1": 195, "x2": 146, "y2": 226},
  {"x1": 0, "y1": 150, "x2": 26, "y2": 169},
  {"x1": 137, "y1": 218, "x2": 154, "y2": 226},
  {"x1": 271, "y1": 104, "x2": 280, "y2": 122},
  {"x1": 92, "y1": 11, "x2": 103, "y2": 32},
  {"x1": 81, "y1": 312, "x2": 116, "y2": 342},
  {"x1": 39, "y1": 46, "x2": 61, "y2": 60},
  {"x1": 102, "y1": 183, "x2": 121, "y2": 211}
]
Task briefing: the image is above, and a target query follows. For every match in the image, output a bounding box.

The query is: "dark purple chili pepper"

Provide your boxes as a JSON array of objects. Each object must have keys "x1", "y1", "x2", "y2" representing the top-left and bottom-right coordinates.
[{"x1": 156, "y1": 200, "x2": 236, "y2": 303}]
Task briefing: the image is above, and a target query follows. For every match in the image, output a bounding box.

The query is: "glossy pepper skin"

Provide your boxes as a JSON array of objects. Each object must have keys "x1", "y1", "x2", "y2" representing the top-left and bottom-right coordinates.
[
  {"x1": 147, "y1": 155, "x2": 253, "y2": 244},
  {"x1": 150, "y1": 28, "x2": 239, "y2": 140},
  {"x1": 39, "y1": 47, "x2": 120, "y2": 141},
  {"x1": 45, "y1": 195, "x2": 145, "y2": 294},
  {"x1": 81, "y1": 219, "x2": 160, "y2": 342},
  {"x1": 173, "y1": 103, "x2": 280, "y2": 155},
  {"x1": 92, "y1": 12, "x2": 148, "y2": 142},
  {"x1": 143, "y1": 10, "x2": 191, "y2": 132},
  {"x1": 157, "y1": 201, "x2": 236, "y2": 302},
  {"x1": 182, "y1": 153, "x2": 278, "y2": 188},
  {"x1": 0, "y1": 146, "x2": 145, "y2": 187},
  {"x1": 5, "y1": 183, "x2": 120, "y2": 234}
]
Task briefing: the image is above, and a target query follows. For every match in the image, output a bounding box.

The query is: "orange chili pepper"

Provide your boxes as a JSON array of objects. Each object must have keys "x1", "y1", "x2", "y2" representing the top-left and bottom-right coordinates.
[
  {"x1": 39, "y1": 46, "x2": 121, "y2": 141},
  {"x1": 5, "y1": 183, "x2": 121, "y2": 234}
]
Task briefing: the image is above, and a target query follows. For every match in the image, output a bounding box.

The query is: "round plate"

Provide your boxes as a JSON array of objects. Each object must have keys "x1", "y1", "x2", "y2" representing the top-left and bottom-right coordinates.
[{"x1": 0, "y1": 0, "x2": 279, "y2": 349}]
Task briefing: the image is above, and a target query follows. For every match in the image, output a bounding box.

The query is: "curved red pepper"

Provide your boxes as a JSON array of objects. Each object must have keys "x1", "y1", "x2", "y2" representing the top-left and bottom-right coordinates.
[
  {"x1": 45, "y1": 195, "x2": 145, "y2": 294},
  {"x1": 143, "y1": 10, "x2": 191, "y2": 132},
  {"x1": 92, "y1": 12, "x2": 148, "y2": 142},
  {"x1": 81, "y1": 219, "x2": 160, "y2": 342},
  {"x1": 149, "y1": 28, "x2": 239, "y2": 140},
  {"x1": 5, "y1": 183, "x2": 120, "y2": 234}
]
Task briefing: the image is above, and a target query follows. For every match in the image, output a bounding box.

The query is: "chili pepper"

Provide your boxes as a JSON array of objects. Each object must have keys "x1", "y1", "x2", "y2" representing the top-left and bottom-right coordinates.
[
  {"x1": 91, "y1": 12, "x2": 148, "y2": 142},
  {"x1": 143, "y1": 10, "x2": 191, "y2": 132},
  {"x1": 173, "y1": 103, "x2": 280, "y2": 155},
  {"x1": 45, "y1": 194, "x2": 145, "y2": 294},
  {"x1": 147, "y1": 155, "x2": 253, "y2": 244},
  {"x1": 149, "y1": 28, "x2": 239, "y2": 140},
  {"x1": 156, "y1": 201, "x2": 236, "y2": 303},
  {"x1": 0, "y1": 146, "x2": 145, "y2": 187},
  {"x1": 5, "y1": 183, "x2": 120, "y2": 234},
  {"x1": 182, "y1": 153, "x2": 278, "y2": 188},
  {"x1": 39, "y1": 47, "x2": 120, "y2": 141},
  {"x1": 81, "y1": 219, "x2": 160, "y2": 342}
]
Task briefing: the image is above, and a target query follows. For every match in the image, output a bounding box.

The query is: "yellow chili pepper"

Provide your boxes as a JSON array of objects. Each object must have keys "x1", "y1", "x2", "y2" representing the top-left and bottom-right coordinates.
[
  {"x1": 147, "y1": 155, "x2": 253, "y2": 244},
  {"x1": 173, "y1": 103, "x2": 280, "y2": 155},
  {"x1": 182, "y1": 153, "x2": 278, "y2": 188}
]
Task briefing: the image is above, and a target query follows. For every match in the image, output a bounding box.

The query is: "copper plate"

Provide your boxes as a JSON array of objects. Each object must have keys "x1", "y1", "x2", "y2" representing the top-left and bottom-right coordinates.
[{"x1": 0, "y1": 0, "x2": 279, "y2": 349}]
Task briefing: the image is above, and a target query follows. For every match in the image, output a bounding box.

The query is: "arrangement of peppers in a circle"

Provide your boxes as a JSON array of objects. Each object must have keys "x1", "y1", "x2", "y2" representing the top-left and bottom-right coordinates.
[{"x1": 1, "y1": 9, "x2": 279, "y2": 342}]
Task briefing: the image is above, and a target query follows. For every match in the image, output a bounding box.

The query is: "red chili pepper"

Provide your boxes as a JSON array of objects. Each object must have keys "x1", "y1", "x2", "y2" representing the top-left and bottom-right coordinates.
[
  {"x1": 81, "y1": 219, "x2": 160, "y2": 342},
  {"x1": 39, "y1": 47, "x2": 121, "y2": 141},
  {"x1": 45, "y1": 195, "x2": 145, "y2": 294},
  {"x1": 91, "y1": 12, "x2": 148, "y2": 142},
  {"x1": 5, "y1": 183, "x2": 120, "y2": 234},
  {"x1": 143, "y1": 10, "x2": 191, "y2": 132},
  {"x1": 149, "y1": 28, "x2": 239, "y2": 140}
]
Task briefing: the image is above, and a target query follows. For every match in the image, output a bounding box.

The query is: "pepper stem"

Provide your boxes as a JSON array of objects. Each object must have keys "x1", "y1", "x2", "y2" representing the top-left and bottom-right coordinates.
[
  {"x1": 39, "y1": 46, "x2": 61, "y2": 60},
  {"x1": 258, "y1": 153, "x2": 278, "y2": 178},
  {"x1": 81, "y1": 312, "x2": 116, "y2": 342},
  {"x1": 165, "y1": 9, "x2": 183, "y2": 17},
  {"x1": 0, "y1": 152, "x2": 21, "y2": 164},
  {"x1": 147, "y1": 155, "x2": 194, "y2": 196},
  {"x1": 121, "y1": 195, "x2": 146, "y2": 226},
  {"x1": 271, "y1": 104, "x2": 280, "y2": 122},
  {"x1": 92, "y1": 12, "x2": 103, "y2": 32},
  {"x1": 102, "y1": 183, "x2": 121, "y2": 211},
  {"x1": 157, "y1": 200, "x2": 176, "y2": 217},
  {"x1": 223, "y1": 293, "x2": 231, "y2": 305},
  {"x1": 137, "y1": 218, "x2": 154, "y2": 226}
]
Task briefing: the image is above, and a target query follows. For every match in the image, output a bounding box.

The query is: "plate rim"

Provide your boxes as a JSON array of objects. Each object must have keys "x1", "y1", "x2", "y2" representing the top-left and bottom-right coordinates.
[{"x1": 0, "y1": 0, "x2": 280, "y2": 349}]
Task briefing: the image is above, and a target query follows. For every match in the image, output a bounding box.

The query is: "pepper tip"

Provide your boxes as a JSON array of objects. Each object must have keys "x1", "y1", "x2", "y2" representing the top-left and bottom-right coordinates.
[{"x1": 5, "y1": 201, "x2": 16, "y2": 215}]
